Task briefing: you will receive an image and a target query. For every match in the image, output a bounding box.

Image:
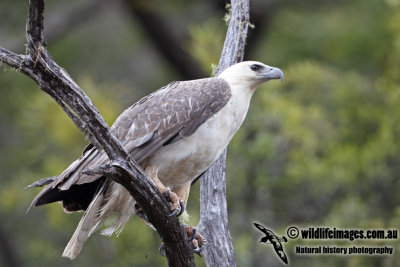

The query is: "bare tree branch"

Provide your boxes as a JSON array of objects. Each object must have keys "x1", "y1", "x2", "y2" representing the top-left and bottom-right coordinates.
[
  {"x1": 212, "y1": 0, "x2": 278, "y2": 60},
  {"x1": 198, "y1": 0, "x2": 250, "y2": 266},
  {"x1": 1, "y1": 0, "x2": 250, "y2": 265},
  {"x1": 26, "y1": 0, "x2": 46, "y2": 55},
  {"x1": 215, "y1": 0, "x2": 250, "y2": 73},
  {"x1": 2, "y1": 0, "x2": 194, "y2": 266},
  {"x1": 0, "y1": 48, "x2": 24, "y2": 69},
  {"x1": 25, "y1": 176, "x2": 56, "y2": 189}
]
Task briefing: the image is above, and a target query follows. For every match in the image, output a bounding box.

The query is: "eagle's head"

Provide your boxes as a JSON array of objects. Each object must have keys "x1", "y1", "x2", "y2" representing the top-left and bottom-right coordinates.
[{"x1": 218, "y1": 61, "x2": 284, "y2": 91}]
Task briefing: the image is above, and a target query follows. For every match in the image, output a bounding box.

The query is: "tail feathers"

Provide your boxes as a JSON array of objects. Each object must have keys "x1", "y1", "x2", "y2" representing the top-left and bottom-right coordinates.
[
  {"x1": 62, "y1": 181, "x2": 135, "y2": 259},
  {"x1": 62, "y1": 181, "x2": 107, "y2": 260},
  {"x1": 99, "y1": 183, "x2": 136, "y2": 236},
  {"x1": 100, "y1": 196, "x2": 135, "y2": 237},
  {"x1": 28, "y1": 146, "x2": 100, "y2": 212}
]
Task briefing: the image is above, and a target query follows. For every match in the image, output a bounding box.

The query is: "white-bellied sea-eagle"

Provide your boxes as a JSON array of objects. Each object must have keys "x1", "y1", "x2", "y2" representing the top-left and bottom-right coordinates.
[{"x1": 28, "y1": 61, "x2": 284, "y2": 259}]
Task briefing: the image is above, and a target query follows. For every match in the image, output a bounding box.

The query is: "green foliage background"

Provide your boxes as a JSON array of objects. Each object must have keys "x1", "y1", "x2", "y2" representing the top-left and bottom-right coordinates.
[{"x1": 0, "y1": 0, "x2": 399, "y2": 266}]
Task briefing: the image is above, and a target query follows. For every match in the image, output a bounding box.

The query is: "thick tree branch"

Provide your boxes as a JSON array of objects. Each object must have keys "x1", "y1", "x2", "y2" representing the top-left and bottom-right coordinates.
[
  {"x1": 212, "y1": 0, "x2": 277, "y2": 60},
  {"x1": 0, "y1": 48, "x2": 24, "y2": 69},
  {"x1": 1, "y1": 0, "x2": 194, "y2": 266},
  {"x1": 1, "y1": 0, "x2": 251, "y2": 266},
  {"x1": 215, "y1": 0, "x2": 250, "y2": 73},
  {"x1": 198, "y1": 0, "x2": 250, "y2": 266},
  {"x1": 26, "y1": 0, "x2": 46, "y2": 55}
]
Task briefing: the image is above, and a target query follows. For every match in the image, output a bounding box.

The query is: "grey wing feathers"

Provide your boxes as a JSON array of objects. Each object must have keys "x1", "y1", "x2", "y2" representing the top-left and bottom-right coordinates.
[
  {"x1": 29, "y1": 77, "x2": 231, "y2": 210},
  {"x1": 113, "y1": 78, "x2": 231, "y2": 142},
  {"x1": 110, "y1": 77, "x2": 231, "y2": 162}
]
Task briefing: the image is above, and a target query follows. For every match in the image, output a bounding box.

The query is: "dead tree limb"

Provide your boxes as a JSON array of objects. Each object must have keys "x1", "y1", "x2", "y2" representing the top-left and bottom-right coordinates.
[
  {"x1": 198, "y1": 0, "x2": 250, "y2": 266},
  {"x1": 1, "y1": 0, "x2": 193, "y2": 266},
  {"x1": 0, "y1": 0, "x2": 250, "y2": 266}
]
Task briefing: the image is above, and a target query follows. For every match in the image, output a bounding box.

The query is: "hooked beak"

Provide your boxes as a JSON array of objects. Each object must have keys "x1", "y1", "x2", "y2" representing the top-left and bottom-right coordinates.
[{"x1": 259, "y1": 67, "x2": 284, "y2": 82}]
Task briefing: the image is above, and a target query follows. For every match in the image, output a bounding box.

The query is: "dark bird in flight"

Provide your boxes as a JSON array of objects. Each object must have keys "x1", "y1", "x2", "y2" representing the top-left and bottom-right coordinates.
[
  {"x1": 254, "y1": 222, "x2": 288, "y2": 264},
  {"x1": 27, "y1": 61, "x2": 283, "y2": 259}
]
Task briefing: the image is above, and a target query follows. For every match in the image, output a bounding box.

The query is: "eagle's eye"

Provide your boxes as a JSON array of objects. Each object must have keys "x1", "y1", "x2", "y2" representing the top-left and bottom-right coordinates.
[{"x1": 250, "y1": 64, "x2": 263, "y2": 71}]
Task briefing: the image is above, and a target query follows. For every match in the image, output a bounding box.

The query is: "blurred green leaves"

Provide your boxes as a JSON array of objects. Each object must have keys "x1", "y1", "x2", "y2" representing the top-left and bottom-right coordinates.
[
  {"x1": 186, "y1": 19, "x2": 224, "y2": 74},
  {"x1": 227, "y1": 1, "x2": 400, "y2": 264}
]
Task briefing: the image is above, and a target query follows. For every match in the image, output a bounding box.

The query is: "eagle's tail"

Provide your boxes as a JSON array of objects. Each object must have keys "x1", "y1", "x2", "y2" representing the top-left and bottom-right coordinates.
[
  {"x1": 62, "y1": 181, "x2": 107, "y2": 260},
  {"x1": 62, "y1": 181, "x2": 136, "y2": 259},
  {"x1": 97, "y1": 182, "x2": 136, "y2": 236}
]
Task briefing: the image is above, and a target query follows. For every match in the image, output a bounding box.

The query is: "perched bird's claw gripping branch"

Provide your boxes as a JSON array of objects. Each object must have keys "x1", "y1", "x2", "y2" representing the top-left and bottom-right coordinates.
[{"x1": 0, "y1": 0, "x2": 196, "y2": 266}]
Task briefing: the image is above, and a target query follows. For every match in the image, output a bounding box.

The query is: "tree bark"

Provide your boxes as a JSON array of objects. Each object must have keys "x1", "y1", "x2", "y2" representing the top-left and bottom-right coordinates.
[
  {"x1": 2, "y1": 0, "x2": 194, "y2": 266},
  {"x1": 0, "y1": 0, "x2": 250, "y2": 266},
  {"x1": 198, "y1": 0, "x2": 250, "y2": 266}
]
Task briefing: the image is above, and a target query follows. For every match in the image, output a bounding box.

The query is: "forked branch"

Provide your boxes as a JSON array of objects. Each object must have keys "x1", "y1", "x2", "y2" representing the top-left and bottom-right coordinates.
[
  {"x1": 1, "y1": 0, "x2": 194, "y2": 266},
  {"x1": 0, "y1": 0, "x2": 250, "y2": 266}
]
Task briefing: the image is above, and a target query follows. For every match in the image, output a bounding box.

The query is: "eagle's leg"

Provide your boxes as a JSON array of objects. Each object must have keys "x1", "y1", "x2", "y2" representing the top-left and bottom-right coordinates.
[
  {"x1": 171, "y1": 182, "x2": 191, "y2": 207},
  {"x1": 133, "y1": 188, "x2": 184, "y2": 218},
  {"x1": 145, "y1": 166, "x2": 184, "y2": 216},
  {"x1": 133, "y1": 182, "x2": 191, "y2": 223}
]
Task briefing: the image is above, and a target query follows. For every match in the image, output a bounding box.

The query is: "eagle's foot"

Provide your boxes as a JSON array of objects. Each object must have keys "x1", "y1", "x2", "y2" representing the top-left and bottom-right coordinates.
[
  {"x1": 158, "y1": 226, "x2": 206, "y2": 257},
  {"x1": 159, "y1": 243, "x2": 167, "y2": 257},
  {"x1": 162, "y1": 188, "x2": 185, "y2": 217},
  {"x1": 185, "y1": 225, "x2": 206, "y2": 254},
  {"x1": 133, "y1": 190, "x2": 185, "y2": 221}
]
